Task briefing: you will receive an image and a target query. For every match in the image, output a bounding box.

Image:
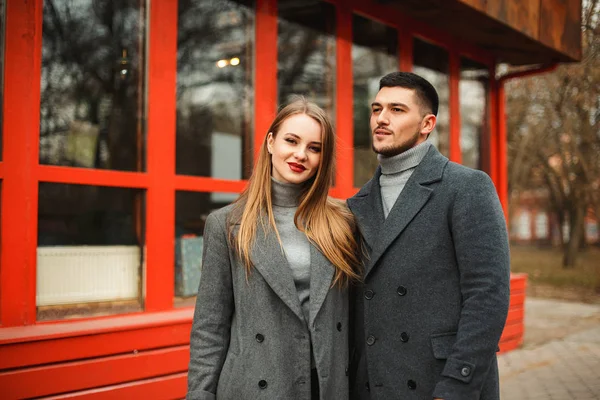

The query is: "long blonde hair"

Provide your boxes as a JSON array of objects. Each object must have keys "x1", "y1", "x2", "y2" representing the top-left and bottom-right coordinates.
[{"x1": 229, "y1": 97, "x2": 361, "y2": 287}]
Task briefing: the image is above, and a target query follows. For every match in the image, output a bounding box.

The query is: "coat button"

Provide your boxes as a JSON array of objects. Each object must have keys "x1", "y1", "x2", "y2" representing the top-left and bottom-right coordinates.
[
  {"x1": 461, "y1": 366, "x2": 471, "y2": 377},
  {"x1": 364, "y1": 289, "x2": 374, "y2": 300},
  {"x1": 255, "y1": 333, "x2": 264, "y2": 343},
  {"x1": 407, "y1": 380, "x2": 417, "y2": 390},
  {"x1": 397, "y1": 286, "x2": 407, "y2": 296},
  {"x1": 366, "y1": 335, "x2": 376, "y2": 346},
  {"x1": 258, "y1": 380, "x2": 268, "y2": 389},
  {"x1": 337, "y1": 322, "x2": 342, "y2": 331},
  {"x1": 400, "y1": 332, "x2": 409, "y2": 342}
]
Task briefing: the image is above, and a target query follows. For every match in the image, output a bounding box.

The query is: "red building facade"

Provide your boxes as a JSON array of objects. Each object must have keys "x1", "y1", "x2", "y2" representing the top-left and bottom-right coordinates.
[{"x1": 0, "y1": 0, "x2": 581, "y2": 398}]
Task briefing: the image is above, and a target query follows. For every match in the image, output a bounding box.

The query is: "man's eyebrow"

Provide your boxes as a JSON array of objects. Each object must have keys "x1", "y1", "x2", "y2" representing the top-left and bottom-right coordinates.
[{"x1": 370, "y1": 102, "x2": 410, "y2": 108}]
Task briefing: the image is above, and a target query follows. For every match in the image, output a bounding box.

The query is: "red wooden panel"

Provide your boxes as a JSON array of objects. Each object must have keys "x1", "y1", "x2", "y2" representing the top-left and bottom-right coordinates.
[
  {"x1": 485, "y1": 0, "x2": 540, "y2": 39},
  {"x1": 538, "y1": 0, "x2": 581, "y2": 61},
  {"x1": 40, "y1": 373, "x2": 187, "y2": 400},
  {"x1": 504, "y1": 305, "x2": 524, "y2": 325},
  {"x1": 510, "y1": 274, "x2": 528, "y2": 292},
  {"x1": 498, "y1": 336, "x2": 522, "y2": 353},
  {"x1": 37, "y1": 166, "x2": 149, "y2": 188},
  {"x1": 335, "y1": 5, "x2": 354, "y2": 199},
  {"x1": 0, "y1": 321, "x2": 192, "y2": 370},
  {"x1": 254, "y1": 0, "x2": 278, "y2": 156},
  {"x1": 145, "y1": 0, "x2": 178, "y2": 312},
  {"x1": 0, "y1": 0, "x2": 42, "y2": 327},
  {"x1": 500, "y1": 321, "x2": 523, "y2": 341},
  {"x1": 0, "y1": 345, "x2": 189, "y2": 399},
  {"x1": 509, "y1": 292, "x2": 525, "y2": 308},
  {"x1": 0, "y1": 308, "x2": 193, "y2": 344}
]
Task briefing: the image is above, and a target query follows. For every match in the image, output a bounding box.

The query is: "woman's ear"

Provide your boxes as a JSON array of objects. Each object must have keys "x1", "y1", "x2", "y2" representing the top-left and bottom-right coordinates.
[{"x1": 266, "y1": 132, "x2": 274, "y2": 154}]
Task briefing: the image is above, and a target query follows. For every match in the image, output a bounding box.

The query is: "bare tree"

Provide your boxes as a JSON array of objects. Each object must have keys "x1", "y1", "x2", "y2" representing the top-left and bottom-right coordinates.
[{"x1": 507, "y1": 0, "x2": 600, "y2": 267}]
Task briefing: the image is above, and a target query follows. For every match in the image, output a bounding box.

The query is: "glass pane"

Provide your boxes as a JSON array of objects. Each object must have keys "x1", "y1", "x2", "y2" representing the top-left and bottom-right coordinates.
[
  {"x1": 278, "y1": 0, "x2": 336, "y2": 114},
  {"x1": 174, "y1": 190, "x2": 239, "y2": 306},
  {"x1": 460, "y1": 57, "x2": 489, "y2": 170},
  {"x1": 413, "y1": 38, "x2": 449, "y2": 157},
  {"x1": 37, "y1": 183, "x2": 145, "y2": 320},
  {"x1": 352, "y1": 14, "x2": 398, "y2": 187},
  {"x1": 0, "y1": 0, "x2": 5, "y2": 160},
  {"x1": 176, "y1": 0, "x2": 254, "y2": 179},
  {"x1": 40, "y1": 0, "x2": 147, "y2": 171}
]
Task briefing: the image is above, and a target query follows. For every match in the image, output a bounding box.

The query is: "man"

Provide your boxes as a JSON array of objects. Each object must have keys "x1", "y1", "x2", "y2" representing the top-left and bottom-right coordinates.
[{"x1": 348, "y1": 72, "x2": 510, "y2": 400}]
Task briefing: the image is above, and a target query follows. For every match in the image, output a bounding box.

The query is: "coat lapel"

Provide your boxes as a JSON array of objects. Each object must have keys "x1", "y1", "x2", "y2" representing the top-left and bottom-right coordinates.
[
  {"x1": 308, "y1": 244, "x2": 335, "y2": 328},
  {"x1": 350, "y1": 146, "x2": 449, "y2": 278},
  {"x1": 251, "y1": 224, "x2": 305, "y2": 322},
  {"x1": 346, "y1": 169, "x2": 385, "y2": 251}
]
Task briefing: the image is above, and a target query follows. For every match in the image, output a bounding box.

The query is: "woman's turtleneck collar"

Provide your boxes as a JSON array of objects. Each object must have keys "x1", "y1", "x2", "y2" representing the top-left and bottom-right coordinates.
[
  {"x1": 378, "y1": 140, "x2": 432, "y2": 175},
  {"x1": 271, "y1": 177, "x2": 304, "y2": 208}
]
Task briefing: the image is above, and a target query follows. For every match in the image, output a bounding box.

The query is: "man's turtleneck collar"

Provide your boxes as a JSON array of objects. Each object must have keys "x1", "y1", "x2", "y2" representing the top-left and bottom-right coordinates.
[
  {"x1": 271, "y1": 177, "x2": 304, "y2": 208},
  {"x1": 378, "y1": 140, "x2": 432, "y2": 175}
]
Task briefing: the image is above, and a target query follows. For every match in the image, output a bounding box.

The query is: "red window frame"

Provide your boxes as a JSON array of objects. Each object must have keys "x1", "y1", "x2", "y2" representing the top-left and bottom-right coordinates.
[{"x1": 0, "y1": 0, "x2": 500, "y2": 333}]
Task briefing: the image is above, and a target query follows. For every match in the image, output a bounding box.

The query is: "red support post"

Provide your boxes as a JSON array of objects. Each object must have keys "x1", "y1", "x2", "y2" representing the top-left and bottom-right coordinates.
[
  {"x1": 254, "y1": 0, "x2": 278, "y2": 156},
  {"x1": 145, "y1": 0, "x2": 178, "y2": 311},
  {"x1": 449, "y1": 53, "x2": 462, "y2": 164},
  {"x1": 0, "y1": 0, "x2": 43, "y2": 326}
]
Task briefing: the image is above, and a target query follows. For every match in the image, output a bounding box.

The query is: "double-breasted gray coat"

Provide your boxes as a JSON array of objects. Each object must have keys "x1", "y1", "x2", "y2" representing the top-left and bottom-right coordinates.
[
  {"x1": 347, "y1": 146, "x2": 510, "y2": 400},
  {"x1": 187, "y1": 204, "x2": 350, "y2": 400}
]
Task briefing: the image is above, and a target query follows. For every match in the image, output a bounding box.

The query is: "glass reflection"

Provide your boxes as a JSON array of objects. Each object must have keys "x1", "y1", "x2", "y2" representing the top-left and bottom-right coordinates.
[
  {"x1": 174, "y1": 190, "x2": 238, "y2": 304},
  {"x1": 37, "y1": 183, "x2": 145, "y2": 320},
  {"x1": 177, "y1": 0, "x2": 254, "y2": 179},
  {"x1": 460, "y1": 58, "x2": 489, "y2": 170},
  {"x1": 413, "y1": 38, "x2": 449, "y2": 157},
  {"x1": 39, "y1": 0, "x2": 146, "y2": 171},
  {"x1": 352, "y1": 14, "x2": 398, "y2": 187},
  {"x1": 278, "y1": 0, "x2": 336, "y2": 114}
]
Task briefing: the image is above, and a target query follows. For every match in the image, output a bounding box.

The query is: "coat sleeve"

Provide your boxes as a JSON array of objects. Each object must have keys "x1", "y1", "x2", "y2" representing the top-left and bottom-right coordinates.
[
  {"x1": 187, "y1": 212, "x2": 235, "y2": 400},
  {"x1": 432, "y1": 170, "x2": 511, "y2": 400}
]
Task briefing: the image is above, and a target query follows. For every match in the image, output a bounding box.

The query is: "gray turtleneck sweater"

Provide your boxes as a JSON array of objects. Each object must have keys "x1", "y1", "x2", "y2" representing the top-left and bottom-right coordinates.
[
  {"x1": 271, "y1": 178, "x2": 311, "y2": 324},
  {"x1": 379, "y1": 141, "x2": 432, "y2": 218}
]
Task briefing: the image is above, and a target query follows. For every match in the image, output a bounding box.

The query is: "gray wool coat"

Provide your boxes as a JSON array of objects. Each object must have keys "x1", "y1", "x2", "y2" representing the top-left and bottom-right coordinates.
[
  {"x1": 347, "y1": 146, "x2": 510, "y2": 400},
  {"x1": 187, "y1": 204, "x2": 350, "y2": 400}
]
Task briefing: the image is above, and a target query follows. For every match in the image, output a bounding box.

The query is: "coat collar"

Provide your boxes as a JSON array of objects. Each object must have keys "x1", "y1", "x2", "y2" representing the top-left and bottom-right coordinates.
[
  {"x1": 348, "y1": 146, "x2": 448, "y2": 278},
  {"x1": 250, "y1": 220, "x2": 334, "y2": 325}
]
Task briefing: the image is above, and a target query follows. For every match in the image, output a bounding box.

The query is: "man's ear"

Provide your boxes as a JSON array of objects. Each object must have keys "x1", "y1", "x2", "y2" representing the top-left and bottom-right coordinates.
[
  {"x1": 420, "y1": 114, "x2": 436, "y2": 136},
  {"x1": 266, "y1": 132, "x2": 274, "y2": 154}
]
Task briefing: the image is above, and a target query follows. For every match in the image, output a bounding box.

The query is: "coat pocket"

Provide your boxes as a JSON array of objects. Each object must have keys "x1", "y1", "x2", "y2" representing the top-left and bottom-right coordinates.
[{"x1": 430, "y1": 332, "x2": 457, "y2": 360}]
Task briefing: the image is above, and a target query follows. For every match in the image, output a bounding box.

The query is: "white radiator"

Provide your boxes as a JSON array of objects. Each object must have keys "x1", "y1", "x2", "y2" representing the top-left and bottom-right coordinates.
[{"x1": 36, "y1": 245, "x2": 142, "y2": 306}]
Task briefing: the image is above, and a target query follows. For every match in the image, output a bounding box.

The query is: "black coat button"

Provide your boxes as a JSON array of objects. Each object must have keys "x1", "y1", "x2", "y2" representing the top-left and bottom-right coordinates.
[
  {"x1": 366, "y1": 335, "x2": 376, "y2": 346},
  {"x1": 364, "y1": 289, "x2": 374, "y2": 300},
  {"x1": 258, "y1": 380, "x2": 268, "y2": 389},
  {"x1": 397, "y1": 286, "x2": 407, "y2": 296},
  {"x1": 255, "y1": 333, "x2": 264, "y2": 343},
  {"x1": 337, "y1": 322, "x2": 342, "y2": 331},
  {"x1": 400, "y1": 332, "x2": 409, "y2": 342},
  {"x1": 407, "y1": 380, "x2": 417, "y2": 390},
  {"x1": 461, "y1": 366, "x2": 471, "y2": 376}
]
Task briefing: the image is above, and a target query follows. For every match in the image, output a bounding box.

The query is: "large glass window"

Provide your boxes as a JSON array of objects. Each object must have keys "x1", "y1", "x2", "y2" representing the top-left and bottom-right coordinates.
[
  {"x1": 174, "y1": 191, "x2": 238, "y2": 306},
  {"x1": 413, "y1": 38, "x2": 449, "y2": 157},
  {"x1": 176, "y1": 0, "x2": 254, "y2": 179},
  {"x1": 352, "y1": 14, "x2": 397, "y2": 187},
  {"x1": 278, "y1": 0, "x2": 336, "y2": 114},
  {"x1": 39, "y1": 0, "x2": 147, "y2": 171},
  {"x1": 37, "y1": 183, "x2": 145, "y2": 320},
  {"x1": 460, "y1": 57, "x2": 490, "y2": 170}
]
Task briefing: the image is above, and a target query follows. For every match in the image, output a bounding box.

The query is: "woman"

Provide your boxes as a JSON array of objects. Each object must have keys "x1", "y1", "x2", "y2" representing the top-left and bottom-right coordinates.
[{"x1": 187, "y1": 97, "x2": 361, "y2": 400}]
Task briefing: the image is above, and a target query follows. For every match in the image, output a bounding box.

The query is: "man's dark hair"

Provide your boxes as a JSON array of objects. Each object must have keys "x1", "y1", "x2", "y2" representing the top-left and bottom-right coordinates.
[{"x1": 379, "y1": 72, "x2": 439, "y2": 117}]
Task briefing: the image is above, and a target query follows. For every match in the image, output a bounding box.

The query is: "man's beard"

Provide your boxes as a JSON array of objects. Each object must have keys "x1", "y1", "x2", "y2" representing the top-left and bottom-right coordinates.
[{"x1": 372, "y1": 129, "x2": 421, "y2": 157}]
